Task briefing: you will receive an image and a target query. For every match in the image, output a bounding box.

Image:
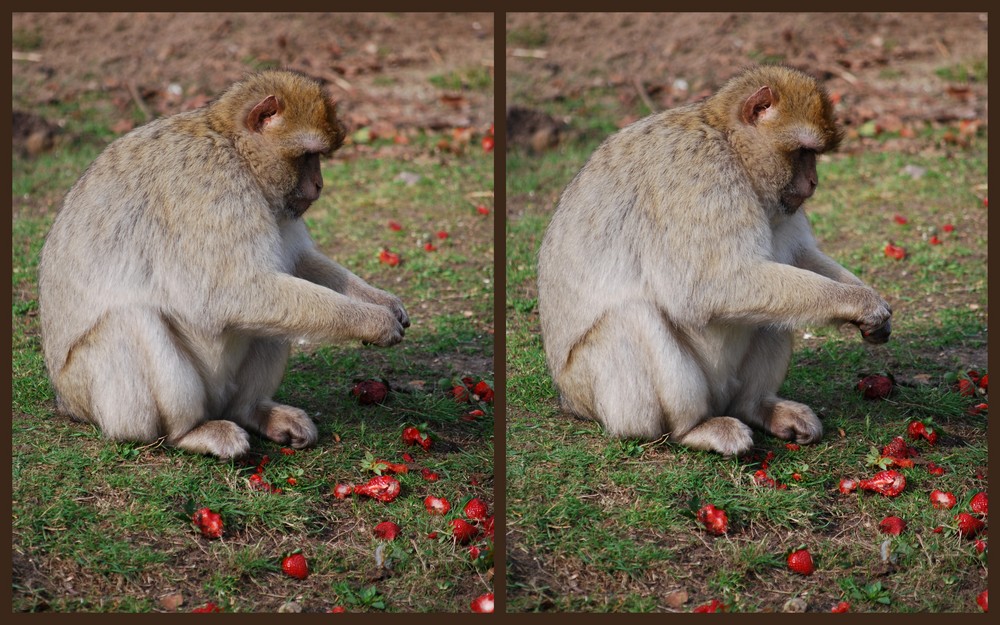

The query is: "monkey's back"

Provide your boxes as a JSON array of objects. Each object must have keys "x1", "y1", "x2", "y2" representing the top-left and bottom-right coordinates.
[
  {"x1": 38, "y1": 112, "x2": 278, "y2": 378},
  {"x1": 538, "y1": 106, "x2": 763, "y2": 379}
]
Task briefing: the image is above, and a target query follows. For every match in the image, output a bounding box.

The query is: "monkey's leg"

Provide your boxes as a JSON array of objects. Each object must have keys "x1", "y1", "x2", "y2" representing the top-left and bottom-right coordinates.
[
  {"x1": 225, "y1": 339, "x2": 319, "y2": 449},
  {"x1": 563, "y1": 306, "x2": 754, "y2": 455},
  {"x1": 730, "y1": 328, "x2": 822, "y2": 444},
  {"x1": 62, "y1": 310, "x2": 251, "y2": 458}
]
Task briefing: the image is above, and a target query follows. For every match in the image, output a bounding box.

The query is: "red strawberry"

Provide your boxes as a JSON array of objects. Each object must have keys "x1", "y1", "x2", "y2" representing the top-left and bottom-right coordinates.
[
  {"x1": 424, "y1": 242, "x2": 437, "y2": 252},
  {"x1": 483, "y1": 515, "x2": 495, "y2": 539},
  {"x1": 286, "y1": 477, "x2": 297, "y2": 486},
  {"x1": 191, "y1": 602, "x2": 223, "y2": 613},
  {"x1": 884, "y1": 243, "x2": 906, "y2": 260},
  {"x1": 787, "y1": 549, "x2": 814, "y2": 576},
  {"x1": 469, "y1": 545, "x2": 482, "y2": 560},
  {"x1": 281, "y1": 552, "x2": 309, "y2": 580},
  {"x1": 977, "y1": 590, "x2": 988, "y2": 612},
  {"x1": 838, "y1": 478, "x2": 858, "y2": 494},
  {"x1": 859, "y1": 470, "x2": 906, "y2": 497},
  {"x1": 476, "y1": 205, "x2": 490, "y2": 216},
  {"x1": 437, "y1": 230, "x2": 449, "y2": 240},
  {"x1": 461, "y1": 409, "x2": 486, "y2": 422},
  {"x1": 421, "y1": 468, "x2": 440, "y2": 481},
  {"x1": 373, "y1": 521, "x2": 401, "y2": 541},
  {"x1": 333, "y1": 483, "x2": 354, "y2": 499},
  {"x1": 387, "y1": 220, "x2": 402, "y2": 231},
  {"x1": 352, "y1": 379, "x2": 389, "y2": 405},
  {"x1": 858, "y1": 374, "x2": 893, "y2": 400},
  {"x1": 327, "y1": 606, "x2": 346, "y2": 613},
  {"x1": 354, "y1": 475, "x2": 401, "y2": 503},
  {"x1": 879, "y1": 515, "x2": 906, "y2": 535},
  {"x1": 378, "y1": 249, "x2": 401, "y2": 267},
  {"x1": 785, "y1": 443, "x2": 800, "y2": 451},
  {"x1": 375, "y1": 459, "x2": 408, "y2": 474},
  {"x1": 753, "y1": 469, "x2": 776, "y2": 488},
  {"x1": 451, "y1": 518, "x2": 480, "y2": 544},
  {"x1": 692, "y1": 599, "x2": 726, "y2": 613},
  {"x1": 970, "y1": 491, "x2": 988, "y2": 515},
  {"x1": 955, "y1": 512, "x2": 986, "y2": 538},
  {"x1": 958, "y1": 379, "x2": 976, "y2": 397},
  {"x1": 696, "y1": 504, "x2": 729, "y2": 535},
  {"x1": 943, "y1": 223, "x2": 956, "y2": 232},
  {"x1": 907, "y1": 420, "x2": 927, "y2": 440},
  {"x1": 192, "y1": 507, "x2": 224, "y2": 539},
  {"x1": 881, "y1": 436, "x2": 917, "y2": 460},
  {"x1": 831, "y1": 602, "x2": 850, "y2": 613},
  {"x1": 968, "y1": 402, "x2": 988, "y2": 415},
  {"x1": 402, "y1": 426, "x2": 432, "y2": 450},
  {"x1": 930, "y1": 490, "x2": 957, "y2": 509},
  {"x1": 933, "y1": 526, "x2": 944, "y2": 533},
  {"x1": 929, "y1": 235, "x2": 942, "y2": 245},
  {"x1": 927, "y1": 462, "x2": 946, "y2": 476},
  {"x1": 482, "y1": 135, "x2": 495, "y2": 153},
  {"x1": 470, "y1": 593, "x2": 494, "y2": 613},
  {"x1": 424, "y1": 495, "x2": 451, "y2": 515},
  {"x1": 923, "y1": 428, "x2": 939, "y2": 445},
  {"x1": 978, "y1": 373, "x2": 988, "y2": 393},
  {"x1": 452, "y1": 385, "x2": 471, "y2": 402},
  {"x1": 402, "y1": 452, "x2": 414, "y2": 463},
  {"x1": 974, "y1": 539, "x2": 987, "y2": 554},
  {"x1": 472, "y1": 380, "x2": 494, "y2": 403},
  {"x1": 893, "y1": 214, "x2": 908, "y2": 225},
  {"x1": 464, "y1": 498, "x2": 490, "y2": 522}
]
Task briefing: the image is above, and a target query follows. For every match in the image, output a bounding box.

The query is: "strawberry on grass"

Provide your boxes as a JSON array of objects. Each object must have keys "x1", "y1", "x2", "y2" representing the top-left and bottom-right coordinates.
[
  {"x1": 857, "y1": 374, "x2": 893, "y2": 400},
  {"x1": 192, "y1": 507, "x2": 224, "y2": 539},
  {"x1": 859, "y1": 469, "x2": 906, "y2": 497},
  {"x1": 838, "y1": 478, "x2": 858, "y2": 494},
  {"x1": 471, "y1": 593, "x2": 494, "y2": 613},
  {"x1": 354, "y1": 475, "x2": 402, "y2": 503},
  {"x1": 421, "y1": 468, "x2": 440, "y2": 481},
  {"x1": 955, "y1": 512, "x2": 985, "y2": 538},
  {"x1": 424, "y1": 495, "x2": 451, "y2": 515},
  {"x1": 692, "y1": 599, "x2": 726, "y2": 613},
  {"x1": 879, "y1": 516, "x2": 906, "y2": 535},
  {"x1": 970, "y1": 491, "x2": 988, "y2": 515},
  {"x1": 464, "y1": 498, "x2": 490, "y2": 522},
  {"x1": 787, "y1": 548, "x2": 814, "y2": 576},
  {"x1": 192, "y1": 602, "x2": 223, "y2": 613},
  {"x1": 281, "y1": 552, "x2": 309, "y2": 580},
  {"x1": 402, "y1": 426, "x2": 432, "y2": 451},
  {"x1": 333, "y1": 483, "x2": 355, "y2": 499},
  {"x1": 977, "y1": 590, "x2": 988, "y2": 612},
  {"x1": 351, "y1": 379, "x2": 389, "y2": 405},
  {"x1": 831, "y1": 602, "x2": 850, "y2": 613},
  {"x1": 930, "y1": 490, "x2": 957, "y2": 509},
  {"x1": 373, "y1": 521, "x2": 401, "y2": 541},
  {"x1": 451, "y1": 518, "x2": 480, "y2": 544},
  {"x1": 696, "y1": 504, "x2": 729, "y2": 536}
]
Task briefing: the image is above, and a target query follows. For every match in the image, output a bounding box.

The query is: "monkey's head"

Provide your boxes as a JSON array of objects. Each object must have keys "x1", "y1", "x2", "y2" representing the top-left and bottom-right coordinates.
[
  {"x1": 211, "y1": 70, "x2": 347, "y2": 217},
  {"x1": 706, "y1": 65, "x2": 843, "y2": 215}
]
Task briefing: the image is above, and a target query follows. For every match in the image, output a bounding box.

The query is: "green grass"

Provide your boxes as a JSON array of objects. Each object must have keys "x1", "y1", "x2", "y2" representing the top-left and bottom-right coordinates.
[
  {"x1": 12, "y1": 98, "x2": 495, "y2": 612},
  {"x1": 505, "y1": 94, "x2": 987, "y2": 611}
]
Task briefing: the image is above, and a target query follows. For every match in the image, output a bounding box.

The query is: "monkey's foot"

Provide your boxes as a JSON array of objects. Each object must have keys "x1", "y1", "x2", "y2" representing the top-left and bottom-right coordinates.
[
  {"x1": 174, "y1": 420, "x2": 251, "y2": 459},
  {"x1": 764, "y1": 400, "x2": 822, "y2": 444},
  {"x1": 259, "y1": 403, "x2": 318, "y2": 449},
  {"x1": 674, "y1": 417, "x2": 754, "y2": 456}
]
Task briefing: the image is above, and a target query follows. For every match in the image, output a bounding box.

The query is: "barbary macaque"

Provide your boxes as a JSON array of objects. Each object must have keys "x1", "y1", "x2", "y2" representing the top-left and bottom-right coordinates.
[
  {"x1": 38, "y1": 70, "x2": 409, "y2": 459},
  {"x1": 537, "y1": 65, "x2": 891, "y2": 456}
]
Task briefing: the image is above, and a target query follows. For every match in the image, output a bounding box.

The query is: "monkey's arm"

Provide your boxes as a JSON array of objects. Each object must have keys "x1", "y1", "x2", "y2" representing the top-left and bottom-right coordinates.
[
  {"x1": 294, "y1": 250, "x2": 410, "y2": 328},
  {"x1": 795, "y1": 248, "x2": 866, "y2": 286},
  {"x1": 226, "y1": 273, "x2": 405, "y2": 346},
  {"x1": 692, "y1": 260, "x2": 891, "y2": 343}
]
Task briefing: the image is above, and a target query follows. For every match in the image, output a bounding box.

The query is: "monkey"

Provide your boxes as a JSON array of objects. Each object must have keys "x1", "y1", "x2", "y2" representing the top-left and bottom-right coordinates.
[
  {"x1": 537, "y1": 65, "x2": 891, "y2": 457},
  {"x1": 37, "y1": 70, "x2": 410, "y2": 459}
]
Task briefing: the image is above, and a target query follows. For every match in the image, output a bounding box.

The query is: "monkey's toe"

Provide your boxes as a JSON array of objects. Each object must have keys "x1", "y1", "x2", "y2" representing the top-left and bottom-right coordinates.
[
  {"x1": 767, "y1": 400, "x2": 822, "y2": 444},
  {"x1": 174, "y1": 420, "x2": 251, "y2": 459},
  {"x1": 263, "y1": 405, "x2": 318, "y2": 448},
  {"x1": 675, "y1": 417, "x2": 754, "y2": 457}
]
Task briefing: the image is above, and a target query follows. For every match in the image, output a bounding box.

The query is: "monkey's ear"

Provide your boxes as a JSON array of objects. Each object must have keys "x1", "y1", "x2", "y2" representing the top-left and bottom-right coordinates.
[
  {"x1": 246, "y1": 95, "x2": 284, "y2": 133},
  {"x1": 741, "y1": 86, "x2": 776, "y2": 126}
]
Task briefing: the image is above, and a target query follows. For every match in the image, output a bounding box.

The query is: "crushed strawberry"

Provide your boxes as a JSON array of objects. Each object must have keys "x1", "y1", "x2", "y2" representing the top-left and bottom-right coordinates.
[{"x1": 859, "y1": 469, "x2": 906, "y2": 497}]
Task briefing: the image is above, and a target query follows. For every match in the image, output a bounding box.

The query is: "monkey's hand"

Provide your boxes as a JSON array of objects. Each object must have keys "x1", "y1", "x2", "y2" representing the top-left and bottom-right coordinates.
[
  {"x1": 360, "y1": 303, "x2": 406, "y2": 347},
  {"x1": 354, "y1": 286, "x2": 410, "y2": 329},
  {"x1": 855, "y1": 292, "x2": 892, "y2": 344}
]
